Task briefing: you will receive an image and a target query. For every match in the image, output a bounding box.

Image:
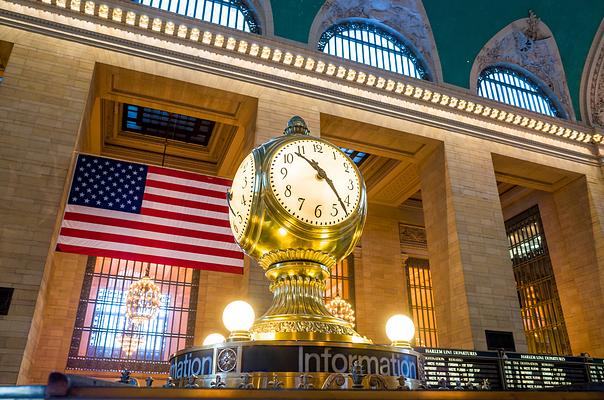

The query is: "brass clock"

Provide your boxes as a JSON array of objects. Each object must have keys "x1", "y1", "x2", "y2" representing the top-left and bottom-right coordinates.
[{"x1": 227, "y1": 116, "x2": 368, "y2": 343}]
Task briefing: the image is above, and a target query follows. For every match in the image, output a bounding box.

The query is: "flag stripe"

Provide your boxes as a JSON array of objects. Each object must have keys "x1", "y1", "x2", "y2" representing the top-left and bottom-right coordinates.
[
  {"x1": 148, "y1": 165, "x2": 232, "y2": 187},
  {"x1": 59, "y1": 228, "x2": 244, "y2": 259},
  {"x1": 147, "y1": 172, "x2": 230, "y2": 194},
  {"x1": 64, "y1": 205, "x2": 232, "y2": 234},
  {"x1": 145, "y1": 186, "x2": 227, "y2": 207},
  {"x1": 143, "y1": 194, "x2": 229, "y2": 214},
  {"x1": 61, "y1": 219, "x2": 238, "y2": 249},
  {"x1": 140, "y1": 207, "x2": 231, "y2": 228},
  {"x1": 56, "y1": 244, "x2": 243, "y2": 274},
  {"x1": 146, "y1": 179, "x2": 227, "y2": 200},
  {"x1": 141, "y1": 200, "x2": 229, "y2": 221},
  {"x1": 63, "y1": 211, "x2": 236, "y2": 242},
  {"x1": 57, "y1": 235, "x2": 243, "y2": 266}
]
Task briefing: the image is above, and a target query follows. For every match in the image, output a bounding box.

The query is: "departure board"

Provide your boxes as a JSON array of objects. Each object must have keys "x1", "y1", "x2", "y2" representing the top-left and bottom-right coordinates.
[
  {"x1": 503, "y1": 353, "x2": 588, "y2": 389},
  {"x1": 587, "y1": 358, "x2": 604, "y2": 383},
  {"x1": 417, "y1": 348, "x2": 503, "y2": 390}
]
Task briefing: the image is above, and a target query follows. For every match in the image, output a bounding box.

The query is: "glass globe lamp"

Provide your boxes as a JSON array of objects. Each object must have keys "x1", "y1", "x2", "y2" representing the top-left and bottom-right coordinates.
[
  {"x1": 203, "y1": 333, "x2": 226, "y2": 346},
  {"x1": 386, "y1": 314, "x2": 415, "y2": 348},
  {"x1": 125, "y1": 267, "x2": 162, "y2": 325},
  {"x1": 222, "y1": 300, "x2": 255, "y2": 341}
]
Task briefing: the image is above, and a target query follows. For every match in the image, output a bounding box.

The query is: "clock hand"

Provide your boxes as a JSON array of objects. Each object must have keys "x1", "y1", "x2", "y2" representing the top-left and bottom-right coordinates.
[
  {"x1": 294, "y1": 151, "x2": 349, "y2": 216},
  {"x1": 226, "y1": 189, "x2": 237, "y2": 217},
  {"x1": 323, "y1": 174, "x2": 349, "y2": 217}
]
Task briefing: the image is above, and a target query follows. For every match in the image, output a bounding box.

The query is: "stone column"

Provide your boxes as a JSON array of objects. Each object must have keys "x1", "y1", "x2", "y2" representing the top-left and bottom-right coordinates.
[
  {"x1": 419, "y1": 139, "x2": 526, "y2": 351},
  {"x1": 549, "y1": 176, "x2": 604, "y2": 355},
  {"x1": 0, "y1": 32, "x2": 95, "y2": 384}
]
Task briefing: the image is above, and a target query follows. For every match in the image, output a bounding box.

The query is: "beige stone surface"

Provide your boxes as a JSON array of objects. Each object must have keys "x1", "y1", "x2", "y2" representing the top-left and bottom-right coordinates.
[{"x1": 420, "y1": 139, "x2": 527, "y2": 351}]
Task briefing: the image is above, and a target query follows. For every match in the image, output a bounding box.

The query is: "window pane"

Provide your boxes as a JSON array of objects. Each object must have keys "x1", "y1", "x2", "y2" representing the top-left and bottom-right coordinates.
[
  {"x1": 404, "y1": 256, "x2": 438, "y2": 348},
  {"x1": 505, "y1": 206, "x2": 571, "y2": 355},
  {"x1": 318, "y1": 22, "x2": 427, "y2": 80},
  {"x1": 67, "y1": 257, "x2": 199, "y2": 373},
  {"x1": 477, "y1": 67, "x2": 560, "y2": 117},
  {"x1": 136, "y1": 0, "x2": 259, "y2": 33}
]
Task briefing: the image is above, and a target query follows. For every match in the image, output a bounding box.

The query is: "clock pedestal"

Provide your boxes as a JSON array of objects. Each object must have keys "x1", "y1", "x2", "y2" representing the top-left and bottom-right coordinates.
[{"x1": 250, "y1": 260, "x2": 370, "y2": 343}]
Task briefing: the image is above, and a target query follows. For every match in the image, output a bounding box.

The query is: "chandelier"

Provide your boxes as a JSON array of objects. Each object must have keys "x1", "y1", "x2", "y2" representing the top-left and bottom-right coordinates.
[
  {"x1": 125, "y1": 265, "x2": 162, "y2": 325},
  {"x1": 325, "y1": 295, "x2": 355, "y2": 325},
  {"x1": 116, "y1": 333, "x2": 143, "y2": 357}
]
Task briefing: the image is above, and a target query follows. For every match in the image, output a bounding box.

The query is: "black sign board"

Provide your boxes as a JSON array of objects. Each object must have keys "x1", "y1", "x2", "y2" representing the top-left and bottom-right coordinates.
[
  {"x1": 417, "y1": 347, "x2": 502, "y2": 389},
  {"x1": 502, "y1": 353, "x2": 588, "y2": 389},
  {"x1": 588, "y1": 358, "x2": 604, "y2": 383},
  {"x1": 242, "y1": 345, "x2": 418, "y2": 378}
]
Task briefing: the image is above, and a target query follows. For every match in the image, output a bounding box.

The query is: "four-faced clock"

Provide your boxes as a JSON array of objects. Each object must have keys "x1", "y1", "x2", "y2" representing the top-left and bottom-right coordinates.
[
  {"x1": 227, "y1": 152, "x2": 256, "y2": 241},
  {"x1": 269, "y1": 138, "x2": 361, "y2": 226}
]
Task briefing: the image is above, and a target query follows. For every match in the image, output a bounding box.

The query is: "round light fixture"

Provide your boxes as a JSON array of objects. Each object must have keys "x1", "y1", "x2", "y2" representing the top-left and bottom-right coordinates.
[
  {"x1": 385, "y1": 314, "x2": 415, "y2": 348},
  {"x1": 222, "y1": 300, "x2": 255, "y2": 341},
  {"x1": 202, "y1": 333, "x2": 226, "y2": 346}
]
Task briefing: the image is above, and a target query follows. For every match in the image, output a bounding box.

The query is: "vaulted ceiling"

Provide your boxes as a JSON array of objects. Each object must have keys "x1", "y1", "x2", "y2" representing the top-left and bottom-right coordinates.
[{"x1": 269, "y1": 0, "x2": 604, "y2": 116}]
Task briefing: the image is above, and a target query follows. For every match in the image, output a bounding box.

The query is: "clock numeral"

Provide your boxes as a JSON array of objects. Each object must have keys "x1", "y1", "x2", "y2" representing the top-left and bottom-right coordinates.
[
  {"x1": 331, "y1": 203, "x2": 339, "y2": 217},
  {"x1": 313, "y1": 143, "x2": 323, "y2": 153},
  {"x1": 347, "y1": 179, "x2": 354, "y2": 190},
  {"x1": 284, "y1": 184, "x2": 292, "y2": 197},
  {"x1": 343, "y1": 163, "x2": 350, "y2": 173},
  {"x1": 236, "y1": 212, "x2": 243, "y2": 223},
  {"x1": 332, "y1": 151, "x2": 337, "y2": 160},
  {"x1": 283, "y1": 153, "x2": 294, "y2": 164},
  {"x1": 297, "y1": 197, "x2": 305, "y2": 210},
  {"x1": 233, "y1": 225, "x2": 239, "y2": 234},
  {"x1": 280, "y1": 167, "x2": 288, "y2": 179},
  {"x1": 314, "y1": 204, "x2": 322, "y2": 218},
  {"x1": 344, "y1": 195, "x2": 350, "y2": 207},
  {"x1": 242, "y1": 176, "x2": 248, "y2": 188},
  {"x1": 297, "y1": 145, "x2": 306, "y2": 154},
  {"x1": 241, "y1": 194, "x2": 247, "y2": 206}
]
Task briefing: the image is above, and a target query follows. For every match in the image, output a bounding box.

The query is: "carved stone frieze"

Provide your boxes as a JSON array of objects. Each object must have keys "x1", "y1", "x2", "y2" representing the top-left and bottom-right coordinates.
[
  {"x1": 584, "y1": 21, "x2": 604, "y2": 127},
  {"x1": 471, "y1": 15, "x2": 573, "y2": 119},
  {"x1": 251, "y1": 320, "x2": 358, "y2": 336},
  {"x1": 309, "y1": 0, "x2": 441, "y2": 81},
  {"x1": 399, "y1": 224, "x2": 427, "y2": 249}
]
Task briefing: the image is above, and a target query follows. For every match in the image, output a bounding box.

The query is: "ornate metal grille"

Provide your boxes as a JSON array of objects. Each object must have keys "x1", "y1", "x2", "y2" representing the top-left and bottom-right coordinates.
[
  {"x1": 134, "y1": 0, "x2": 259, "y2": 33},
  {"x1": 67, "y1": 257, "x2": 199, "y2": 373},
  {"x1": 505, "y1": 205, "x2": 571, "y2": 355},
  {"x1": 404, "y1": 257, "x2": 438, "y2": 347},
  {"x1": 478, "y1": 66, "x2": 561, "y2": 117},
  {"x1": 122, "y1": 104, "x2": 215, "y2": 146},
  {"x1": 325, "y1": 253, "x2": 355, "y2": 307},
  {"x1": 318, "y1": 22, "x2": 427, "y2": 80}
]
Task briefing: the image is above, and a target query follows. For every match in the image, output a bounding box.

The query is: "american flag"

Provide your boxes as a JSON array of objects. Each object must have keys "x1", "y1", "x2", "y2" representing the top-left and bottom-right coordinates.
[{"x1": 56, "y1": 154, "x2": 244, "y2": 274}]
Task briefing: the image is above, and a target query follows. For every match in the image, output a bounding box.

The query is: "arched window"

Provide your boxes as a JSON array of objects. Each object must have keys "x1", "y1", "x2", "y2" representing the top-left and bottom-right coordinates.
[
  {"x1": 318, "y1": 22, "x2": 428, "y2": 80},
  {"x1": 135, "y1": 0, "x2": 260, "y2": 33},
  {"x1": 478, "y1": 66, "x2": 562, "y2": 118}
]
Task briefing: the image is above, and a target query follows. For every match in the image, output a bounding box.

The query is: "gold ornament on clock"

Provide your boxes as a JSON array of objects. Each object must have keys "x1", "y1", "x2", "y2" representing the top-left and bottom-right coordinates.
[{"x1": 227, "y1": 116, "x2": 368, "y2": 343}]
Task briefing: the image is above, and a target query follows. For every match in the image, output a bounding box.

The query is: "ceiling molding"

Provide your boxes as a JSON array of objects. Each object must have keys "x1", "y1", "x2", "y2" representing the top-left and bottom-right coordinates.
[{"x1": 0, "y1": 0, "x2": 602, "y2": 168}]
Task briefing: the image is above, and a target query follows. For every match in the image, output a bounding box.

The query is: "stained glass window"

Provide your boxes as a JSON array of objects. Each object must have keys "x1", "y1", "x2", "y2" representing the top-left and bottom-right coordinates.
[
  {"x1": 67, "y1": 257, "x2": 199, "y2": 373},
  {"x1": 318, "y1": 22, "x2": 428, "y2": 80},
  {"x1": 478, "y1": 66, "x2": 562, "y2": 117},
  {"x1": 135, "y1": 0, "x2": 259, "y2": 33}
]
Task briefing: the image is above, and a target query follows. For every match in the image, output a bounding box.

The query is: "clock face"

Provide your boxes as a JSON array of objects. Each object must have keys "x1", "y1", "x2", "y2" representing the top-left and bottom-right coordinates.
[
  {"x1": 228, "y1": 153, "x2": 256, "y2": 242},
  {"x1": 269, "y1": 138, "x2": 362, "y2": 226}
]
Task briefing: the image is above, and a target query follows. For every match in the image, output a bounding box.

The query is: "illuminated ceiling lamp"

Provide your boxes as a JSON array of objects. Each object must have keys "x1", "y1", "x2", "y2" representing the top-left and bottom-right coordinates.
[
  {"x1": 125, "y1": 265, "x2": 162, "y2": 325},
  {"x1": 116, "y1": 333, "x2": 143, "y2": 357},
  {"x1": 325, "y1": 295, "x2": 356, "y2": 326},
  {"x1": 386, "y1": 314, "x2": 416, "y2": 348}
]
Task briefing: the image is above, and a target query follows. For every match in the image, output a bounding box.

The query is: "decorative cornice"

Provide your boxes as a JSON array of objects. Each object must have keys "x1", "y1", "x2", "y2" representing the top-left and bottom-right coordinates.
[{"x1": 0, "y1": 0, "x2": 602, "y2": 166}]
